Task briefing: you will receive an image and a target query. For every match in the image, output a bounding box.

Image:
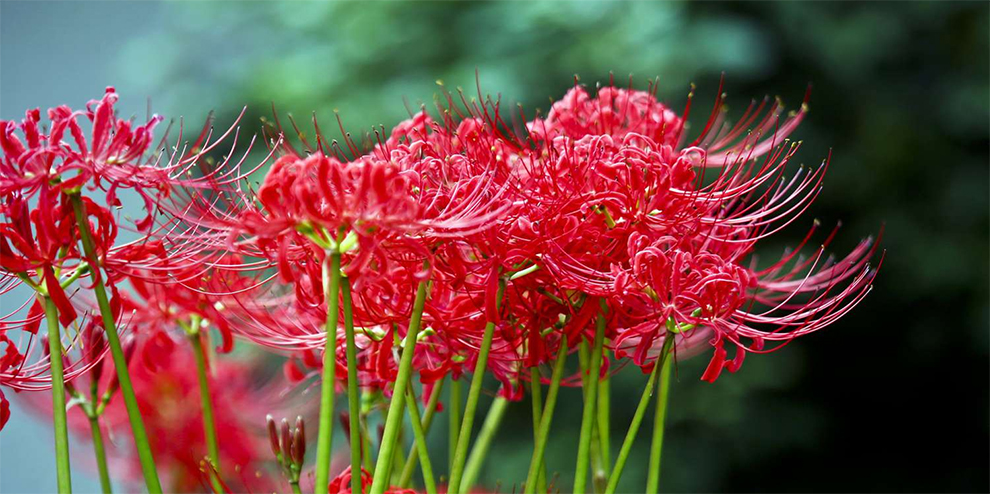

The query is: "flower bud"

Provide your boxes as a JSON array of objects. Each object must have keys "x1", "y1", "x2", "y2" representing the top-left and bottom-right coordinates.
[
  {"x1": 266, "y1": 414, "x2": 280, "y2": 457},
  {"x1": 280, "y1": 418, "x2": 291, "y2": 463},
  {"x1": 291, "y1": 417, "x2": 305, "y2": 465}
]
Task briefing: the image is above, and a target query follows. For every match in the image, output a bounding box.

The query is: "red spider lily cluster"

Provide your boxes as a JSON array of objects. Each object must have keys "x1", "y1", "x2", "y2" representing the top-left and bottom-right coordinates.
[{"x1": 0, "y1": 77, "x2": 880, "y2": 494}]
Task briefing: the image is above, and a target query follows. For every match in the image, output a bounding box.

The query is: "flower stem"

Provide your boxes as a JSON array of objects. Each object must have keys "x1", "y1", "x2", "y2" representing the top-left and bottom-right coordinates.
[
  {"x1": 528, "y1": 367, "x2": 546, "y2": 494},
  {"x1": 404, "y1": 384, "x2": 437, "y2": 494},
  {"x1": 290, "y1": 481, "x2": 303, "y2": 494},
  {"x1": 447, "y1": 280, "x2": 504, "y2": 494},
  {"x1": 88, "y1": 416, "x2": 113, "y2": 494},
  {"x1": 69, "y1": 194, "x2": 162, "y2": 494},
  {"x1": 573, "y1": 307, "x2": 607, "y2": 494},
  {"x1": 645, "y1": 339, "x2": 675, "y2": 494},
  {"x1": 603, "y1": 344, "x2": 667, "y2": 494},
  {"x1": 368, "y1": 278, "x2": 429, "y2": 494},
  {"x1": 43, "y1": 296, "x2": 72, "y2": 494},
  {"x1": 341, "y1": 278, "x2": 363, "y2": 494},
  {"x1": 523, "y1": 338, "x2": 569, "y2": 494},
  {"x1": 448, "y1": 376, "x2": 462, "y2": 473},
  {"x1": 399, "y1": 381, "x2": 444, "y2": 487},
  {"x1": 189, "y1": 331, "x2": 222, "y2": 493},
  {"x1": 461, "y1": 394, "x2": 509, "y2": 491},
  {"x1": 313, "y1": 252, "x2": 342, "y2": 494},
  {"x1": 597, "y1": 365, "x2": 611, "y2": 476}
]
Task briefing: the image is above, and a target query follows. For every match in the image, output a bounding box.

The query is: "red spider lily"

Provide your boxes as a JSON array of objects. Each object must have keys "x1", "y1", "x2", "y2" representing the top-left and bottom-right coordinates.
[
  {"x1": 526, "y1": 82, "x2": 686, "y2": 148},
  {"x1": 0, "y1": 88, "x2": 164, "y2": 228},
  {"x1": 513, "y1": 81, "x2": 879, "y2": 380}
]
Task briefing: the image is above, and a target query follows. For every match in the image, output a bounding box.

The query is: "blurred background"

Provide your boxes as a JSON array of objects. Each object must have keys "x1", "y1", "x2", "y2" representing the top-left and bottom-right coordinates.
[{"x1": 1, "y1": 1, "x2": 987, "y2": 492}]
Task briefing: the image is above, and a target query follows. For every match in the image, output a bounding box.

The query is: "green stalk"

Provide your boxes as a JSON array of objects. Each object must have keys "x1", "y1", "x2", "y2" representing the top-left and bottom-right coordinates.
[
  {"x1": 399, "y1": 381, "x2": 445, "y2": 487},
  {"x1": 313, "y1": 252, "x2": 342, "y2": 494},
  {"x1": 88, "y1": 417, "x2": 112, "y2": 494},
  {"x1": 404, "y1": 384, "x2": 437, "y2": 494},
  {"x1": 528, "y1": 367, "x2": 546, "y2": 494},
  {"x1": 594, "y1": 356, "x2": 612, "y2": 493},
  {"x1": 70, "y1": 194, "x2": 162, "y2": 494},
  {"x1": 603, "y1": 353, "x2": 664, "y2": 494},
  {"x1": 573, "y1": 308, "x2": 607, "y2": 494},
  {"x1": 645, "y1": 339, "x2": 675, "y2": 494},
  {"x1": 189, "y1": 331, "x2": 222, "y2": 493},
  {"x1": 290, "y1": 482, "x2": 303, "y2": 494},
  {"x1": 447, "y1": 281, "x2": 504, "y2": 494},
  {"x1": 597, "y1": 367, "x2": 611, "y2": 476},
  {"x1": 523, "y1": 339, "x2": 569, "y2": 494},
  {"x1": 448, "y1": 376, "x2": 462, "y2": 474},
  {"x1": 461, "y1": 394, "x2": 509, "y2": 491},
  {"x1": 368, "y1": 278, "x2": 429, "y2": 494},
  {"x1": 44, "y1": 296, "x2": 72, "y2": 494},
  {"x1": 341, "y1": 279, "x2": 363, "y2": 494},
  {"x1": 391, "y1": 429, "x2": 407, "y2": 485}
]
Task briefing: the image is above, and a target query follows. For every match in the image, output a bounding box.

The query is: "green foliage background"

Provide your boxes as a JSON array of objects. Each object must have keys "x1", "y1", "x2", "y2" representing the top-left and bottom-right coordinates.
[{"x1": 1, "y1": 1, "x2": 987, "y2": 492}]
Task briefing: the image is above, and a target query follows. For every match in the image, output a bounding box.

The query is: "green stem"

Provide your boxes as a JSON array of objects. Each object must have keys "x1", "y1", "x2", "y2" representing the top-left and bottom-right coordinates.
[
  {"x1": 290, "y1": 482, "x2": 303, "y2": 494},
  {"x1": 594, "y1": 355, "x2": 612, "y2": 494},
  {"x1": 447, "y1": 280, "x2": 504, "y2": 494},
  {"x1": 88, "y1": 417, "x2": 113, "y2": 494},
  {"x1": 461, "y1": 394, "x2": 509, "y2": 491},
  {"x1": 528, "y1": 367, "x2": 546, "y2": 494},
  {"x1": 523, "y1": 338, "x2": 569, "y2": 494},
  {"x1": 597, "y1": 366, "x2": 611, "y2": 475},
  {"x1": 645, "y1": 339, "x2": 675, "y2": 494},
  {"x1": 391, "y1": 428, "x2": 407, "y2": 485},
  {"x1": 189, "y1": 331, "x2": 222, "y2": 493},
  {"x1": 70, "y1": 194, "x2": 162, "y2": 494},
  {"x1": 44, "y1": 296, "x2": 72, "y2": 494},
  {"x1": 368, "y1": 278, "x2": 429, "y2": 494},
  {"x1": 603, "y1": 356, "x2": 663, "y2": 494},
  {"x1": 448, "y1": 376, "x2": 462, "y2": 474},
  {"x1": 404, "y1": 384, "x2": 437, "y2": 494},
  {"x1": 341, "y1": 278, "x2": 363, "y2": 494},
  {"x1": 399, "y1": 381, "x2": 445, "y2": 487},
  {"x1": 313, "y1": 252, "x2": 342, "y2": 494},
  {"x1": 573, "y1": 308, "x2": 607, "y2": 494}
]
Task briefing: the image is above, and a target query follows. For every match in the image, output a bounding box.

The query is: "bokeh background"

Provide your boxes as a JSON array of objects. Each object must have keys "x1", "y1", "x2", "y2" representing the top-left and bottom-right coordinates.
[{"x1": 1, "y1": 1, "x2": 987, "y2": 492}]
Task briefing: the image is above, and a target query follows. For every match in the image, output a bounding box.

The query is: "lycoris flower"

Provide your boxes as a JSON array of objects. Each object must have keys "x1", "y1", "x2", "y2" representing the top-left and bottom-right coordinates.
[{"x1": 0, "y1": 75, "x2": 880, "y2": 494}]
